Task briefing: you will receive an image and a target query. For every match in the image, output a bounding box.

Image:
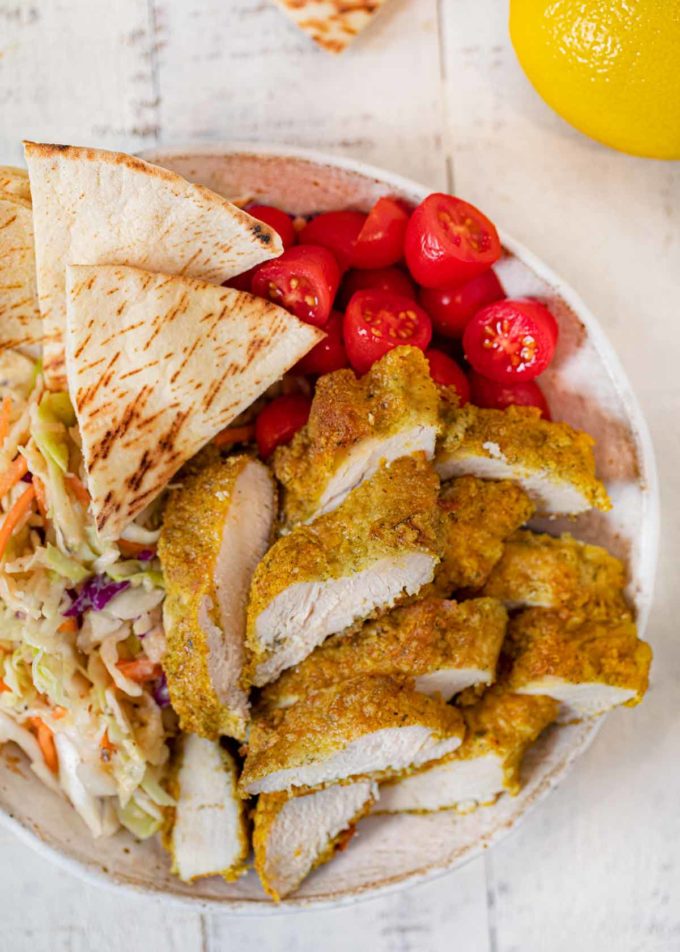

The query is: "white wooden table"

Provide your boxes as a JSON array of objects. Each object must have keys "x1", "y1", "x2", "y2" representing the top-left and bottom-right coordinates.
[{"x1": 1, "y1": 2, "x2": 679, "y2": 949}]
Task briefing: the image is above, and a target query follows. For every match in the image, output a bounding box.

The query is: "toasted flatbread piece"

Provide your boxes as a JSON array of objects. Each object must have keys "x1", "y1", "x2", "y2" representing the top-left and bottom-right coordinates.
[
  {"x1": 271, "y1": 0, "x2": 390, "y2": 53},
  {"x1": 0, "y1": 167, "x2": 31, "y2": 203},
  {"x1": 24, "y1": 141, "x2": 283, "y2": 387},
  {"x1": 65, "y1": 264, "x2": 322, "y2": 538},
  {"x1": 0, "y1": 191, "x2": 42, "y2": 355}
]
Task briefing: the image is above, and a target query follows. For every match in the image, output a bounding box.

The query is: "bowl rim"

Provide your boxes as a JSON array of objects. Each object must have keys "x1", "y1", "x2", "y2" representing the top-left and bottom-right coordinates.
[{"x1": 0, "y1": 142, "x2": 659, "y2": 913}]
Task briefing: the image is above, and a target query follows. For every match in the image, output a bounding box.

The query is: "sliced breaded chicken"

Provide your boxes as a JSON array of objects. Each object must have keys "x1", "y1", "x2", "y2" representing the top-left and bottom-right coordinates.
[
  {"x1": 434, "y1": 476, "x2": 535, "y2": 594},
  {"x1": 436, "y1": 404, "x2": 610, "y2": 515},
  {"x1": 159, "y1": 454, "x2": 276, "y2": 740},
  {"x1": 506, "y1": 608, "x2": 652, "y2": 721},
  {"x1": 245, "y1": 455, "x2": 443, "y2": 686},
  {"x1": 480, "y1": 530, "x2": 628, "y2": 611},
  {"x1": 274, "y1": 347, "x2": 440, "y2": 526},
  {"x1": 169, "y1": 734, "x2": 248, "y2": 883},
  {"x1": 259, "y1": 597, "x2": 507, "y2": 710},
  {"x1": 253, "y1": 780, "x2": 377, "y2": 900},
  {"x1": 240, "y1": 675, "x2": 465, "y2": 796},
  {"x1": 377, "y1": 687, "x2": 557, "y2": 814}
]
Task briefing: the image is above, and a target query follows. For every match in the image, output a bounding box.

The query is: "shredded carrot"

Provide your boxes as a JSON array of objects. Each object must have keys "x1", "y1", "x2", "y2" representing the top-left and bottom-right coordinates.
[
  {"x1": 116, "y1": 658, "x2": 163, "y2": 684},
  {"x1": 27, "y1": 717, "x2": 59, "y2": 774},
  {"x1": 0, "y1": 484, "x2": 35, "y2": 560},
  {"x1": 51, "y1": 706, "x2": 67, "y2": 720},
  {"x1": 57, "y1": 617, "x2": 78, "y2": 635},
  {"x1": 65, "y1": 474, "x2": 90, "y2": 508},
  {"x1": 0, "y1": 396, "x2": 11, "y2": 445},
  {"x1": 0, "y1": 678, "x2": 8, "y2": 693},
  {"x1": 117, "y1": 538, "x2": 155, "y2": 559},
  {"x1": 0, "y1": 455, "x2": 28, "y2": 498},
  {"x1": 213, "y1": 424, "x2": 255, "y2": 448},
  {"x1": 100, "y1": 728, "x2": 116, "y2": 753},
  {"x1": 33, "y1": 476, "x2": 47, "y2": 519}
]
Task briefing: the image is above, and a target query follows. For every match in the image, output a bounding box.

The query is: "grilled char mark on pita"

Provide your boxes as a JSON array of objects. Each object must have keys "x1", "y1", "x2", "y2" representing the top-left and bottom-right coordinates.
[
  {"x1": 271, "y1": 0, "x2": 389, "y2": 53},
  {"x1": 65, "y1": 263, "x2": 323, "y2": 539},
  {"x1": 0, "y1": 167, "x2": 31, "y2": 204},
  {"x1": 0, "y1": 190, "x2": 43, "y2": 356},
  {"x1": 24, "y1": 141, "x2": 283, "y2": 388}
]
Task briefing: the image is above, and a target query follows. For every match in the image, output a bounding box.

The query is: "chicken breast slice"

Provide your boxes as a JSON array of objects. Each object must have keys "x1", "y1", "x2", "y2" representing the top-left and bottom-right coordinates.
[
  {"x1": 240, "y1": 675, "x2": 465, "y2": 796},
  {"x1": 434, "y1": 476, "x2": 535, "y2": 594},
  {"x1": 377, "y1": 688, "x2": 557, "y2": 814},
  {"x1": 274, "y1": 346, "x2": 440, "y2": 526},
  {"x1": 435, "y1": 404, "x2": 610, "y2": 515},
  {"x1": 254, "y1": 780, "x2": 378, "y2": 900},
  {"x1": 480, "y1": 529, "x2": 628, "y2": 611},
  {"x1": 246, "y1": 455, "x2": 443, "y2": 686},
  {"x1": 259, "y1": 597, "x2": 508, "y2": 711},
  {"x1": 506, "y1": 608, "x2": 652, "y2": 722},
  {"x1": 169, "y1": 734, "x2": 248, "y2": 883},
  {"x1": 159, "y1": 453, "x2": 276, "y2": 740}
]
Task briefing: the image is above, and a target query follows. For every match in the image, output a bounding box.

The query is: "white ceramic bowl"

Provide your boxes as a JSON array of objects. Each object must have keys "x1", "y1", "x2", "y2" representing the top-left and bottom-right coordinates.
[{"x1": 0, "y1": 145, "x2": 658, "y2": 911}]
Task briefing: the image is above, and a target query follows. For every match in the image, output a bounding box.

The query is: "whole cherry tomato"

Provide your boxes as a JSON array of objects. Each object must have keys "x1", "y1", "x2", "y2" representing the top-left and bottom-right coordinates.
[
  {"x1": 343, "y1": 289, "x2": 432, "y2": 375},
  {"x1": 463, "y1": 298, "x2": 558, "y2": 382},
  {"x1": 251, "y1": 245, "x2": 340, "y2": 327},
  {"x1": 352, "y1": 197, "x2": 410, "y2": 269},
  {"x1": 338, "y1": 267, "x2": 416, "y2": 309},
  {"x1": 255, "y1": 393, "x2": 312, "y2": 458},
  {"x1": 299, "y1": 211, "x2": 367, "y2": 272},
  {"x1": 419, "y1": 269, "x2": 505, "y2": 338},
  {"x1": 425, "y1": 349, "x2": 470, "y2": 404},
  {"x1": 469, "y1": 371, "x2": 551, "y2": 419},
  {"x1": 405, "y1": 193, "x2": 501, "y2": 289},
  {"x1": 248, "y1": 204, "x2": 296, "y2": 249},
  {"x1": 296, "y1": 311, "x2": 349, "y2": 376}
]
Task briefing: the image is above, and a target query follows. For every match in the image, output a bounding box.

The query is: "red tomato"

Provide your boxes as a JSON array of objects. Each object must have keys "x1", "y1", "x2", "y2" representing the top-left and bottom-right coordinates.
[
  {"x1": 225, "y1": 268, "x2": 256, "y2": 292},
  {"x1": 296, "y1": 311, "x2": 349, "y2": 376},
  {"x1": 337, "y1": 267, "x2": 416, "y2": 309},
  {"x1": 469, "y1": 371, "x2": 551, "y2": 419},
  {"x1": 248, "y1": 204, "x2": 296, "y2": 249},
  {"x1": 352, "y1": 197, "x2": 410, "y2": 269},
  {"x1": 299, "y1": 211, "x2": 367, "y2": 272},
  {"x1": 255, "y1": 393, "x2": 312, "y2": 458},
  {"x1": 463, "y1": 298, "x2": 558, "y2": 383},
  {"x1": 343, "y1": 289, "x2": 432, "y2": 375},
  {"x1": 425, "y1": 350, "x2": 470, "y2": 404},
  {"x1": 405, "y1": 193, "x2": 501, "y2": 289},
  {"x1": 251, "y1": 245, "x2": 340, "y2": 327},
  {"x1": 419, "y1": 269, "x2": 505, "y2": 338}
]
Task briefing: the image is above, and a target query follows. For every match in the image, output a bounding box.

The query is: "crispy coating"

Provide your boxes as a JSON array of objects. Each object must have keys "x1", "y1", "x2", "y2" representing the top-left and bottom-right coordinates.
[
  {"x1": 258, "y1": 597, "x2": 508, "y2": 710},
  {"x1": 240, "y1": 674, "x2": 465, "y2": 793},
  {"x1": 273, "y1": 347, "x2": 440, "y2": 526},
  {"x1": 245, "y1": 455, "x2": 443, "y2": 683},
  {"x1": 506, "y1": 608, "x2": 652, "y2": 706},
  {"x1": 436, "y1": 404, "x2": 610, "y2": 513},
  {"x1": 481, "y1": 530, "x2": 628, "y2": 611},
  {"x1": 159, "y1": 454, "x2": 276, "y2": 740},
  {"x1": 434, "y1": 477, "x2": 535, "y2": 594}
]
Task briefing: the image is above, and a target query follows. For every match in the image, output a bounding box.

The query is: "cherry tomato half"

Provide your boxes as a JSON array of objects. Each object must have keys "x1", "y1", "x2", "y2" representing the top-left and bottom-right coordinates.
[
  {"x1": 419, "y1": 269, "x2": 505, "y2": 338},
  {"x1": 225, "y1": 268, "x2": 256, "y2": 293},
  {"x1": 343, "y1": 289, "x2": 432, "y2": 375},
  {"x1": 426, "y1": 350, "x2": 470, "y2": 404},
  {"x1": 352, "y1": 197, "x2": 410, "y2": 269},
  {"x1": 255, "y1": 393, "x2": 312, "y2": 459},
  {"x1": 251, "y1": 245, "x2": 340, "y2": 327},
  {"x1": 463, "y1": 298, "x2": 558, "y2": 383},
  {"x1": 299, "y1": 211, "x2": 367, "y2": 272},
  {"x1": 248, "y1": 204, "x2": 296, "y2": 250},
  {"x1": 337, "y1": 267, "x2": 416, "y2": 309},
  {"x1": 405, "y1": 193, "x2": 501, "y2": 289},
  {"x1": 296, "y1": 311, "x2": 349, "y2": 376},
  {"x1": 469, "y1": 371, "x2": 551, "y2": 419}
]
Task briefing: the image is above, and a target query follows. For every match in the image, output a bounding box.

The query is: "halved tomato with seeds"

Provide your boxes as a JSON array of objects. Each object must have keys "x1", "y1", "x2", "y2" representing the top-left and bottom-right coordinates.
[
  {"x1": 463, "y1": 298, "x2": 558, "y2": 382},
  {"x1": 251, "y1": 245, "x2": 340, "y2": 327},
  {"x1": 343, "y1": 289, "x2": 432, "y2": 375}
]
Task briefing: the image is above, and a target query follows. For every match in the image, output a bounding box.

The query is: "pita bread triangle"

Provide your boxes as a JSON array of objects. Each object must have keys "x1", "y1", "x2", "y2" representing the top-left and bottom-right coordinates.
[
  {"x1": 24, "y1": 141, "x2": 283, "y2": 389},
  {"x1": 271, "y1": 0, "x2": 390, "y2": 53},
  {"x1": 0, "y1": 166, "x2": 31, "y2": 204},
  {"x1": 65, "y1": 263, "x2": 323, "y2": 539},
  {"x1": 0, "y1": 190, "x2": 43, "y2": 356}
]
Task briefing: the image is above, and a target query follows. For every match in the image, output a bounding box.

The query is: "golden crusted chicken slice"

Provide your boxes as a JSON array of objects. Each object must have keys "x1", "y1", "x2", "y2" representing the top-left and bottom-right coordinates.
[
  {"x1": 436, "y1": 405, "x2": 610, "y2": 515},
  {"x1": 274, "y1": 347, "x2": 440, "y2": 527},
  {"x1": 240, "y1": 675, "x2": 465, "y2": 796},
  {"x1": 259, "y1": 597, "x2": 508, "y2": 711},
  {"x1": 480, "y1": 530, "x2": 628, "y2": 611},
  {"x1": 159, "y1": 454, "x2": 277, "y2": 740},
  {"x1": 168, "y1": 734, "x2": 248, "y2": 883},
  {"x1": 253, "y1": 780, "x2": 378, "y2": 901},
  {"x1": 245, "y1": 455, "x2": 443, "y2": 687},
  {"x1": 434, "y1": 477, "x2": 535, "y2": 595},
  {"x1": 506, "y1": 608, "x2": 652, "y2": 722},
  {"x1": 377, "y1": 687, "x2": 557, "y2": 814}
]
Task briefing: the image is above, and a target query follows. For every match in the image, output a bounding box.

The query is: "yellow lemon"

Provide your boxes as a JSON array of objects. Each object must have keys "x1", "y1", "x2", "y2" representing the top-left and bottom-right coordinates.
[{"x1": 509, "y1": 0, "x2": 680, "y2": 159}]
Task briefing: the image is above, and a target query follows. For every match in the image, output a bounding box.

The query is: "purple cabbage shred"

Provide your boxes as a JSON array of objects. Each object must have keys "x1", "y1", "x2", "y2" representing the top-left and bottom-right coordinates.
[
  {"x1": 152, "y1": 672, "x2": 171, "y2": 708},
  {"x1": 64, "y1": 575, "x2": 130, "y2": 617}
]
